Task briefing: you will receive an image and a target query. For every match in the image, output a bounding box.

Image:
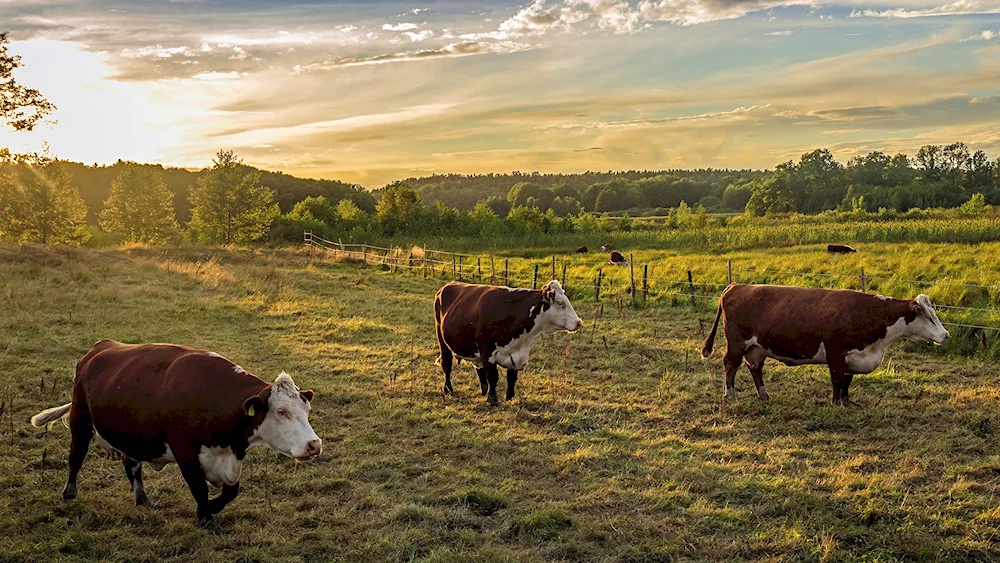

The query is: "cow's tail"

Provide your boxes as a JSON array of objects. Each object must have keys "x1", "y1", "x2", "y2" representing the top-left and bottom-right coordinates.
[
  {"x1": 31, "y1": 403, "x2": 72, "y2": 429},
  {"x1": 700, "y1": 300, "x2": 724, "y2": 359}
]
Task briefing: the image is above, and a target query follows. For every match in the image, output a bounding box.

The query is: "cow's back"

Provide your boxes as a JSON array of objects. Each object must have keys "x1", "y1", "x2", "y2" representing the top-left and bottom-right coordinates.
[
  {"x1": 435, "y1": 282, "x2": 541, "y2": 353},
  {"x1": 75, "y1": 341, "x2": 268, "y2": 453}
]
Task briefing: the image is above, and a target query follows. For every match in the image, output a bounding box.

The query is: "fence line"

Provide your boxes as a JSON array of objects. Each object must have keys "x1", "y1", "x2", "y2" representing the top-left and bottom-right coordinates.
[{"x1": 303, "y1": 232, "x2": 1000, "y2": 336}]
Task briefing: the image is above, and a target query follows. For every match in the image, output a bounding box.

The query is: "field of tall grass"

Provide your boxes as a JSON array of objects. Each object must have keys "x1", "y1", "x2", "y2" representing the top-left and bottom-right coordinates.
[{"x1": 3, "y1": 244, "x2": 1000, "y2": 561}]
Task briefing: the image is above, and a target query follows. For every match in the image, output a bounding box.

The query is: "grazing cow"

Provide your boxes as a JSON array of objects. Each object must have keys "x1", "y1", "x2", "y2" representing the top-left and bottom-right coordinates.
[
  {"x1": 827, "y1": 244, "x2": 857, "y2": 254},
  {"x1": 30, "y1": 340, "x2": 321, "y2": 525},
  {"x1": 576, "y1": 246, "x2": 588, "y2": 254},
  {"x1": 701, "y1": 285, "x2": 949, "y2": 405},
  {"x1": 609, "y1": 251, "x2": 628, "y2": 265},
  {"x1": 601, "y1": 243, "x2": 612, "y2": 252},
  {"x1": 434, "y1": 280, "x2": 583, "y2": 406}
]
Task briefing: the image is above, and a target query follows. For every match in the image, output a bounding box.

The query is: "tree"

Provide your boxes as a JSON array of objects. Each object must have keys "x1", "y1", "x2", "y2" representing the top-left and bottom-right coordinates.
[
  {"x1": 1, "y1": 32, "x2": 56, "y2": 131},
  {"x1": 0, "y1": 158, "x2": 89, "y2": 245},
  {"x1": 959, "y1": 193, "x2": 986, "y2": 215},
  {"x1": 376, "y1": 181, "x2": 423, "y2": 235},
  {"x1": 189, "y1": 150, "x2": 279, "y2": 244},
  {"x1": 99, "y1": 163, "x2": 177, "y2": 243},
  {"x1": 594, "y1": 187, "x2": 621, "y2": 212}
]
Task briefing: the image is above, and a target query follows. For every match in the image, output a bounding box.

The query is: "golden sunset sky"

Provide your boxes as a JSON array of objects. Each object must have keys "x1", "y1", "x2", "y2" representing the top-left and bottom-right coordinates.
[{"x1": 2, "y1": 0, "x2": 999, "y2": 186}]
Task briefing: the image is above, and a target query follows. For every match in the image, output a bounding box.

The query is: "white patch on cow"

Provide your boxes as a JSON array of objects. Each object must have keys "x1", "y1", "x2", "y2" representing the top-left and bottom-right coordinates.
[
  {"x1": 207, "y1": 352, "x2": 222, "y2": 358},
  {"x1": 198, "y1": 446, "x2": 242, "y2": 486},
  {"x1": 743, "y1": 336, "x2": 759, "y2": 350},
  {"x1": 248, "y1": 372, "x2": 321, "y2": 460},
  {"x1": 150, "y1": 444, "x2": 175, "y2": 471},
  {"x1": 502, "y1": 286, "x2": 532, "y2": 292},
  {"x1": 875, "y1": 294, "x2": 891, "y2": 301},
  {"x1": 488, "y1": 282, "x2": 583, "y2": 371},
  {"x1": 233, "y1": 365, "x2": 246, "y2": 374},
  {"x1": 528, "y1": 305, "x2": 536, "y2": 317},
  {"x1": 811, "y1": 342, "x2": 828, "y2": 363},
  {"x1": 844, "y1": 317, "x2": 907, "y2": 373},
  {"x1": 744, "y1": 339, "x2": 828, "y2": 367}
]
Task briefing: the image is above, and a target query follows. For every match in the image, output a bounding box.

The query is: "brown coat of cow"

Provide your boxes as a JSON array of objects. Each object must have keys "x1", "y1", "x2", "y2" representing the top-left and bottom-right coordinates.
[
  {"x1": 434, "y1": 281, "x2": 582, "y2": 406},
  {"x1": 30, "y1": 340, "x2": 321, "y2": 525},
  {"x1": 701, "y1": 284, "x2": 949, "y2": 405}
]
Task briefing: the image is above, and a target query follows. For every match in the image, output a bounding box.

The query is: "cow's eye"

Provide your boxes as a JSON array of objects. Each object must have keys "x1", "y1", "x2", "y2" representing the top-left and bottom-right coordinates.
[
  {"x1": 277, "y1": 408, "x2": 288, "y2": 418},
  {"x1": 560, "y1": 301, "x2": 567, "y2": 309}
]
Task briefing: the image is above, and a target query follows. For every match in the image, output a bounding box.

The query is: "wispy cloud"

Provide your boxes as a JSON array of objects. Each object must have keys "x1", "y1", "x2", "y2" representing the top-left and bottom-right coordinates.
[
  {"x1": 850, "y1": 0, "x2": 1000, "y2": 18},
  {"x1": 292, "y1": 41, "x2": 532, "y2": 71},
  {"x1": 765, "y1": 30, "x2": 793, "y2": 36}
]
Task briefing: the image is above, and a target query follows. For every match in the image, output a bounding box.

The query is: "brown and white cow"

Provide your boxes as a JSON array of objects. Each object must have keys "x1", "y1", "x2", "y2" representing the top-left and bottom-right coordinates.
[
  {"x1": 609, "y1": 251, "x2": 628, "y2": 265},
  {"x1": 434, "y1": 280, "x2": 583, "y2": 406},
  {"x1": 30, "y1": 340, "x2": 321, "y2": 525},
  {"x1": 701, "y1": 284, "x2": 950, "y2": 405}
]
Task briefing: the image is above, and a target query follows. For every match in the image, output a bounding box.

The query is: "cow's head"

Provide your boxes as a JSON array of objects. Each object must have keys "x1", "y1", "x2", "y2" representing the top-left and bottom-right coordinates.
[
  {"x1": 538, "y1": 280, "x2": 584, "y2": 333},
  {"x1": 245, "y1": 373, "x2": 322, "y2": 461},
  {"x1": 905, "y1": 294, "x2": 950, "y2": 345}
]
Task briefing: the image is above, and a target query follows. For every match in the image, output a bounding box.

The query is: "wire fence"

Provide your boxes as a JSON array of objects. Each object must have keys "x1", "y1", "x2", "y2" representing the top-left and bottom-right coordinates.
[{"x1": 304, "y1": 232, "x2": 1000, "y2": 341}]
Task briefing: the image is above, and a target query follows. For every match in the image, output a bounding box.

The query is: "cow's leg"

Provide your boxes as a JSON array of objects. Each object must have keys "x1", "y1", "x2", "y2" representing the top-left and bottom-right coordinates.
[
  {"x1": 123, "y1": 458, "x2": 150, "y2": 507},
  {"x1": 748, "y1": 362, "x2": 770, "y2": 401},
  {"x1": 484, "y1": 363, "x2": 500, "y2": 407},
  {"x1": 63, "y1": 404, "x2": 93, "y2": 501},
  {"x1": 828, "y1": 355, "x2": 849, "y2": 406},
  {"x1": 439, "y1": 336, "x2": 455, "y2": 395},
  {"x1": 723, "y1": 351, "x2": 743, "y2": 400},
  {"x1": 843, "y1": 373, "x2": 855, "y2": 404},
  {"x1": 176, "y1": 458, "x2": 214, "y2": 526},
  {"x1": 505, "y1": 369, "x2": 519, "y2": 401},
  {"x1": 206, "y1": 483, "x2": 241, "y2": 516},
  {"x1": 476, "y1": 367, "x2": 488, "y2": 396}
]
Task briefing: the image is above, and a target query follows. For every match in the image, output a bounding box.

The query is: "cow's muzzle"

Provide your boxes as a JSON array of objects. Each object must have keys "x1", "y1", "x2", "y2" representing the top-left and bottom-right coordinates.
[{"x1": 297, "y1": 439, "x2": 322, "y2": 461}]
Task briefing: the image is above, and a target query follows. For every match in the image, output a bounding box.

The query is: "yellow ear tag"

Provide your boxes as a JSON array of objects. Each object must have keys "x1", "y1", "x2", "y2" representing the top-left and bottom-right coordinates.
[{"x1": 247, "y1": 406, "x2": 255, "y2": 417}]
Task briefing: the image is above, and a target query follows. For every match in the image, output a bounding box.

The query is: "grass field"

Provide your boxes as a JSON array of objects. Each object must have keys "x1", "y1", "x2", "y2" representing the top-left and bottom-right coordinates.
[{"x1": 3, "y1": 244, "x2": 1000, "y2": 562}]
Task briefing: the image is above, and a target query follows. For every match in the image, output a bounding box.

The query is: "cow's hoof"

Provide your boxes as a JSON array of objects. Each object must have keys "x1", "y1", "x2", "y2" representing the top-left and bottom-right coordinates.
[
  {"x1": 486, "y1": 396, "x2": 500, "y2": 408},
  {"x1": 197, "y1": 514, "x2": 214, "y2": 527},
  {"x1": 62, "y1": 483, "x2": 77, "y2": 501},
  {"x1": 135, "y1": 489, "x2": 150, "y2": 507},
  {"x1": 505, "y1": 393, "x2": 515, "y2": 402},
  {"x1": 723, "y1": 388, "x2": 737, "y2": 400},
  {"x1": 443, "y1": 384, "x2": 454, "y2": 395},
  {"x1": 756, "y1": 388, "x2": 771, "y2": 401}
]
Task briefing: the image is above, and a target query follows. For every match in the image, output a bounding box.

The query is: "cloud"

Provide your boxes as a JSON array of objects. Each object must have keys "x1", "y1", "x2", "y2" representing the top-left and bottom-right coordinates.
[
  {"x1": 638, "y1": 0, "x2": 816, "y2": 26},
  {"x1": 806, "y1": 105, "x2": 907, "y2": 121},
  {"x1": 382, "y1": 22, "x2": 420, "y2": 31},
  {"x1": 961, "y1": 29, "x2": 999, "y2": 41},
  {"x1": 765, "y1": 30, "x2": 793, "y2": 35},
  {"x1": 849, "y1": 0, "x2": 1000, "y2": 18},
  {"x1": 293, "y1": 41, "x2": 532, "y2": 71},
  {"x1": 403, "y1": 30, "x2": 435, "y2": 42}
]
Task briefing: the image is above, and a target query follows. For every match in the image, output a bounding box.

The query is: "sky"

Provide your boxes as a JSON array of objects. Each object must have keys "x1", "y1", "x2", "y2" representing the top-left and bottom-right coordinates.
[{"x1": 1, "y1": 0, "x2": 999, "y2": 186}]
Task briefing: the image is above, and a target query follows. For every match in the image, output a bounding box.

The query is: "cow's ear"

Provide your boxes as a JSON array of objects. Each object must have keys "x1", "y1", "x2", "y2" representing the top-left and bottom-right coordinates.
[
  {"x1": 541, "y1": 287, "x2": 553, "y2": 305},
  {"x1": 244, "y1": 389, "x2": 269, "y2": 418},
  {"x1": 910, "y1": 300, "x2": 923, "y2": 316},
  {"x1": 300, "y1": 389, "x2": 315, "y2": 403}
]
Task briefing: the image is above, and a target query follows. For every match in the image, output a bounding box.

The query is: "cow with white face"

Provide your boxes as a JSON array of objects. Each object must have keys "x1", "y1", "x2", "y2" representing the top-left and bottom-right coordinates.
[
  {"x1": 30, "y1": 340, "x2": 322, "y2": 525},
  {"x1": 701, "y1": 285, "x2": 950, "y2": 405},
  {"x1": 434, "y1": 280, "x2": 583, "y2": 406}
]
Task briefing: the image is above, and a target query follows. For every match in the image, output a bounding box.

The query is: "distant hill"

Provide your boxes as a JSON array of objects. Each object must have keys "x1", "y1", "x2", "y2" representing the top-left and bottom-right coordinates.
[{"x1": 62, "y1": 161, "x2": 377, "y2": 224}]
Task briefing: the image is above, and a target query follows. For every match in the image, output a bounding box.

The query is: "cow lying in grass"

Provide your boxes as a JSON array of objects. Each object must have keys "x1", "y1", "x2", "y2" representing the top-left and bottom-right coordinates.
[
  {"x1": 701, "y1": 284, "x2": 950, "y2": 405},
  {"x1": 31, "y1": 340, "x2": 321, "y2": 525},
  {"x1": 434, "y1": 280, "x2": 583, "y2": 406}
]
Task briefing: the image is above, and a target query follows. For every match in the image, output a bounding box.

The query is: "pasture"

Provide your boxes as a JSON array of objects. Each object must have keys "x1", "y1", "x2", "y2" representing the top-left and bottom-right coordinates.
[{"x1": 2, "y1": 243, "x2": 1000, "y2": 562}]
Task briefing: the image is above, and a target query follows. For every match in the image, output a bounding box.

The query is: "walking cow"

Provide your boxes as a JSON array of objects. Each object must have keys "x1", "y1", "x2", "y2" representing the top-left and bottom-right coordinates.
[
  {"x1": 701, "y1": 284, "x2": 949, "y2": 405},
  {"x1": 30, "y1": 340, "x2": 322, "y2": 525},
  {"x1": 434, "y1": 280, "x2": 583, "y2": 406}
]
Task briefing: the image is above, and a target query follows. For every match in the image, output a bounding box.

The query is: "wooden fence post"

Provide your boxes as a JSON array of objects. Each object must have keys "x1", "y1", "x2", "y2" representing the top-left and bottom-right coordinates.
[
  {"x1": 422, "y1": 250, "x2": 427, "y2": 279},
  {"x1": 362, "y1": 244, "x2": 367, "y2": 264},
  {"x1": 551, "y1": 255, "x2": 556, "y2": 281},
  {"x1": 459, "y1": 256, "x2": 464, "y2": 281},
  {"x1": 504, "y1": 259, "x2": 509, "y2": 286},
  {"x1": 630, "y1": 254, "x2": 636, "y2": 305},
  {"x1": 477, "y1": 257, "x2": 482, "y2": 283},
  {"x1": 643, "y1": 264, "x2": 649, "y2": 304},
  {"x1": 533, "y1": 265, "x2": 539, "y2": 289},
  {"x1": 490, "y1": 253, "x2": 495, "y2": 285},
  {"x1": 595, "y1": 268, "x2": 602, "y2": 301},
  {"x1": 561, "y1": 263, "x2": 567, "y2": 290},
  {"x1": 687, "y1": 270, "x2": 697, "y2": 308},
  {"x1": 727, "y1": 260, "x2": 733, "y2": 285},
  {"x1": 860, "y1": 268, "x2": 867, "y2": 292}
]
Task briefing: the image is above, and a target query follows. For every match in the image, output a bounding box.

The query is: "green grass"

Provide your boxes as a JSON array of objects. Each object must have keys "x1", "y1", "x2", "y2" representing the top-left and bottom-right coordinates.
[{"x1": 2, "y1": 244, "x2": 1000, "y2": 561}]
